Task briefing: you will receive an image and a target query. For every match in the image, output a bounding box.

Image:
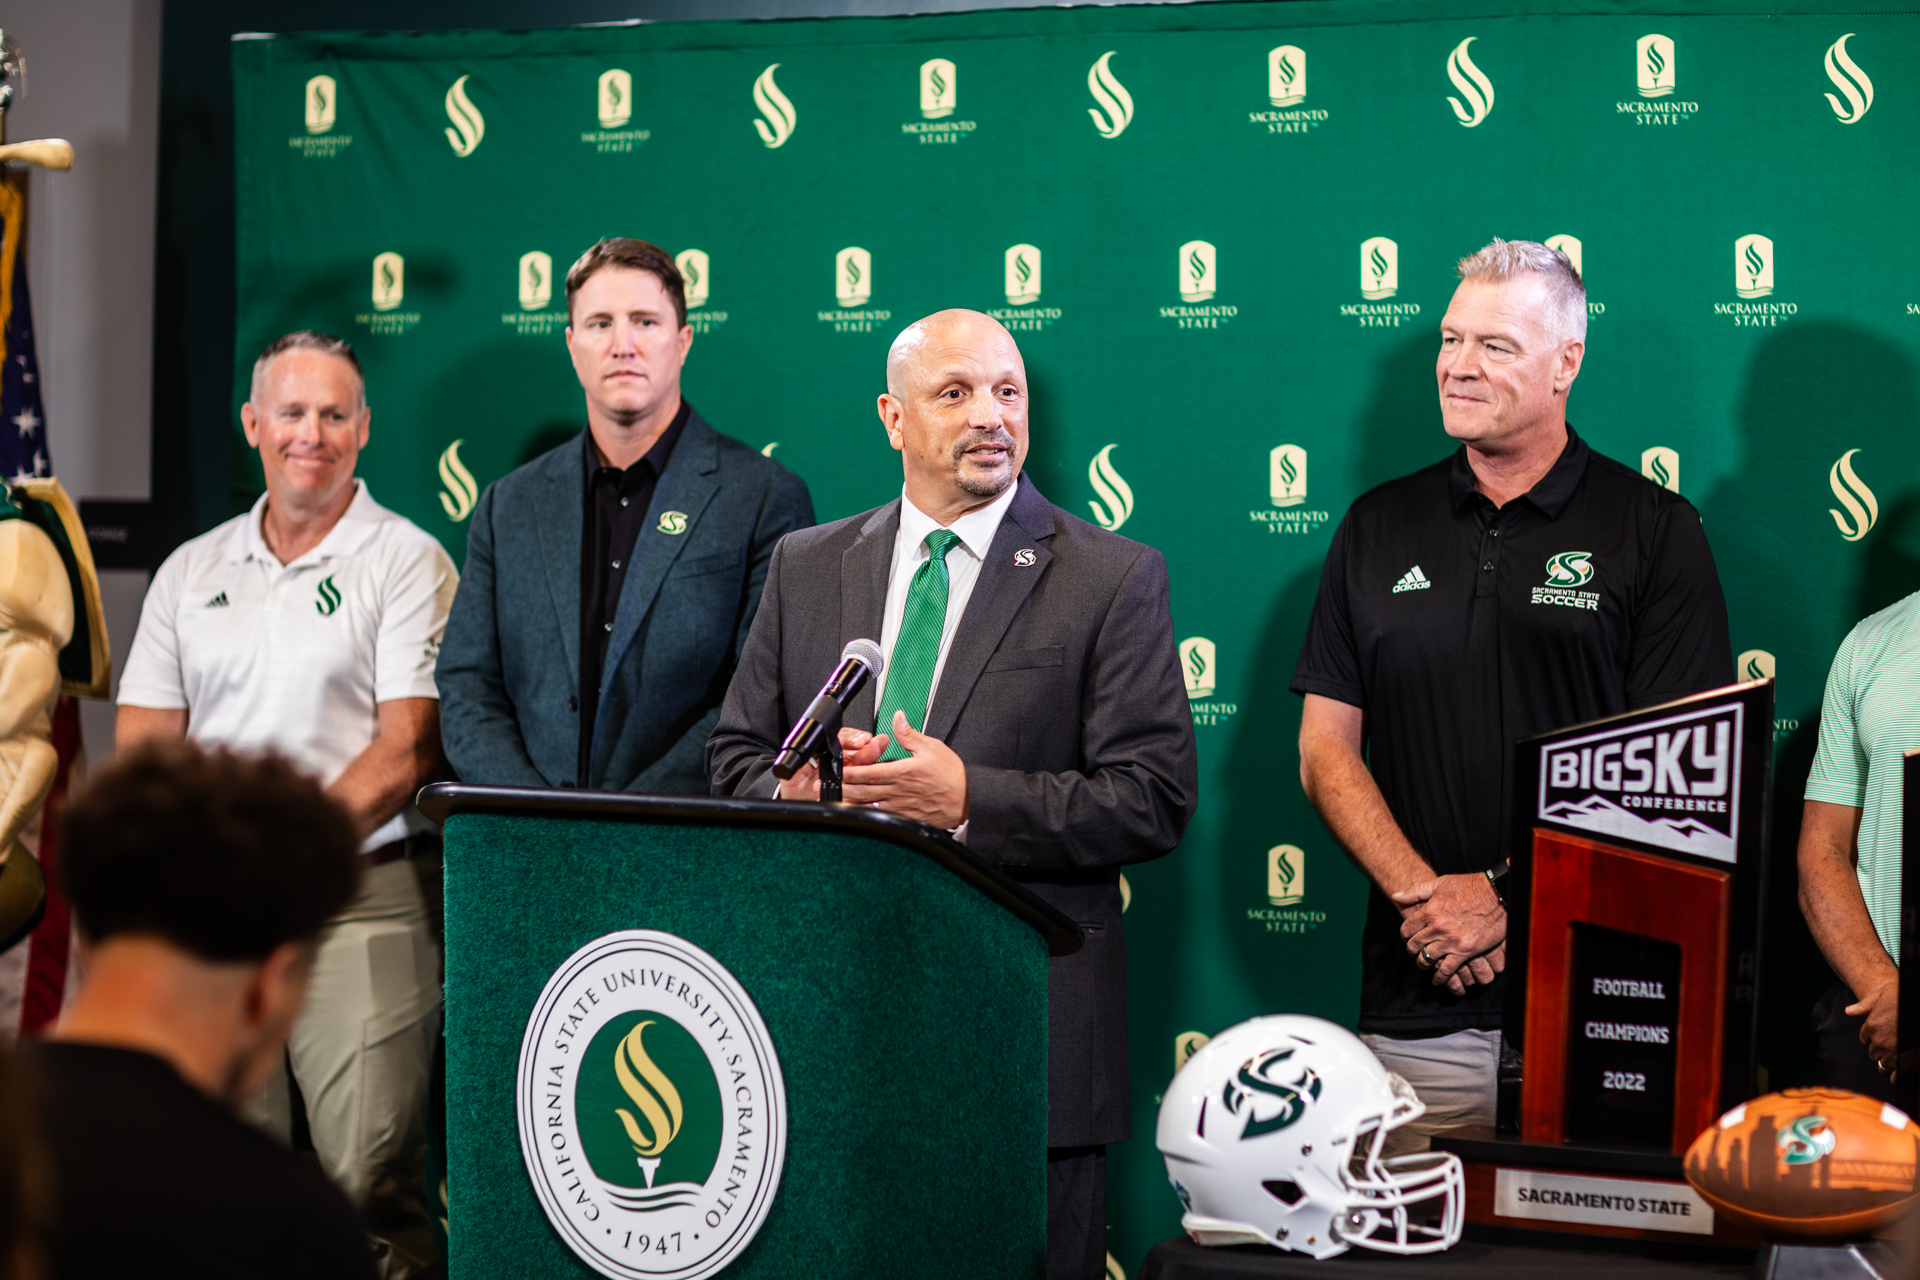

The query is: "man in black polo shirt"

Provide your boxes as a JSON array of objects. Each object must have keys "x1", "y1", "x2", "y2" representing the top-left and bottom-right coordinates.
[{"x1": 1293, "y1": 239, "x2": 1732, "y2": 1149}]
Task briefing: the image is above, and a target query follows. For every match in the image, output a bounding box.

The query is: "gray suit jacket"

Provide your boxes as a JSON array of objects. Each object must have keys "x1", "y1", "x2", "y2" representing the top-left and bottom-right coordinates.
[
  {"x1": 438, "y1": 409, "x2": 813, "y2": 794},
  {"x1": 708, "y1": 474, "x2": 1197, "y2": 1146}
]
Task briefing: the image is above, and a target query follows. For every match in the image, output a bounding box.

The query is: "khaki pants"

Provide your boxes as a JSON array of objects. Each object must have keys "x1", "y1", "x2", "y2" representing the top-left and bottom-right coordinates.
[
  {"x1": 249, "y1": 855, "x2": 442, "y2": 1277},
  {"x1": 1360, "y1": 1028, "x2": 1500, "y2": 1157}
]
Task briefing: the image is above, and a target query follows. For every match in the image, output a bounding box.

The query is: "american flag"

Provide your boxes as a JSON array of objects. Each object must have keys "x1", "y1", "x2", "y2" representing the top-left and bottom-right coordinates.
[{"x1": 0, "y1": 171, "x2": 49, "y2": 482}]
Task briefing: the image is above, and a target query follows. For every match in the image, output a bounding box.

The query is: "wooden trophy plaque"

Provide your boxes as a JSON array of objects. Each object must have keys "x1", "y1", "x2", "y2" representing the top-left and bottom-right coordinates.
[{"x1": 1433, "y1": 680, "x2": 1772, "y2": 1247}]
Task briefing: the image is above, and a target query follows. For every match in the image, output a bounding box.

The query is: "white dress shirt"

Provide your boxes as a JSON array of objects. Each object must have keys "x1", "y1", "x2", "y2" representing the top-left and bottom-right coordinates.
[{"x1": 873, "y1": 482, "x2": 1018, "y2": 719}]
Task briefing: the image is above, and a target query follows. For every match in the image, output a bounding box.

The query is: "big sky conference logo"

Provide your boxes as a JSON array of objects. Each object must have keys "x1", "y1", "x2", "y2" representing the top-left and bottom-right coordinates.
[
  {"x1": 1178, "y1": 636, "x2": 1236, "y2": 728},
  {"x1": 1716, "y1": 235, "x2": 1796, "y2": 328},
  {"x1": 1163, "y1": 241, "x2": 1235, "y2": 330},
  {"x1": 902, "y1": 58, "x2": 976, "y2": 145},
  {"x1": 988, "y1": 245, "x2": 1061, "y2": 332},
  {"x1": 518, "y1": 930, "x2": 786, "y2": 1280},
  {"x1": 1250, "y1": 444, "x2": 1330, "y2": 537},
  {"x1": 1537, "y1": 700, "x2": 1744, "y2": 864},
  {"x1": 1248, "y1": 44, "x2": 1328, "y2": 135},
  {"x1": 585, "y1": 69, "x2": 651, "y2": 154},
  {"x1": 357, "y1": 252, "x2": 419, "y2": 336},
  {"x1": 1617, "y1": 35, "x2": 1700, "y2": 126},
  {"x1": 818, "y1": 248, "x2": 889, "y2": 334},
  {"x1": 292, "y1": 74, "x2": 352, "y2": 158},
  {"x1": 1342, "y1": 238, "x2": 1419, "y2": 329}
]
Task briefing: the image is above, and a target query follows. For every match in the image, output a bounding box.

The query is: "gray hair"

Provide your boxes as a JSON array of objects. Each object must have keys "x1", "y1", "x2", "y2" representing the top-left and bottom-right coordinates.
[
  {"x1": 249, "y1": 330, "x2": 365, "y2": 406},
  {"x1": 1455, "y1": 239, "x2": 1587, "y2": 345}
]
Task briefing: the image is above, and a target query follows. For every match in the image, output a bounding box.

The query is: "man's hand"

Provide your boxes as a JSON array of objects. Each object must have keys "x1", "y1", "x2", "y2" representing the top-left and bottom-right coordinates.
[
  {"x1": 774, "y1": 727, "x2": 887, "y2": 801},
  {"x1": 1393, "y1": 874, "x2": 1507, "y2": 989},
  {"x1": 840, "y1": 712, "x2": 969, "y2": 829},
  {"x1": 1848, "y1": 977, "x2": 1900, "y2": 1072}
]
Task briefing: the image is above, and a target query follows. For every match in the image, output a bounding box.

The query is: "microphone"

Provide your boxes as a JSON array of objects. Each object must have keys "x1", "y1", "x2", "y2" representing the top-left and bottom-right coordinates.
[{"x1": 772, "y1": 639, "x2": 886, "y2": 780}]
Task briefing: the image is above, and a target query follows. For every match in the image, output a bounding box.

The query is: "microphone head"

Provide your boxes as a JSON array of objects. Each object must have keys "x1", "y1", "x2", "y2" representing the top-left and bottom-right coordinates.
[{"x1": 841, "y1": 638, "x2": 885, "y2": 677}]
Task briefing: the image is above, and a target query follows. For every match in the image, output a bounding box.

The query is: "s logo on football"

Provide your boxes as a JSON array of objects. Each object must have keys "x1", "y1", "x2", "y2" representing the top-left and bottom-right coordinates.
[
  {"x1": 1777, "y1": 1115, "x2": 1836, "y2": 1166},
  {"x1": 1223, "y1": 1048, "x2": 1323, "y2": 1140}
]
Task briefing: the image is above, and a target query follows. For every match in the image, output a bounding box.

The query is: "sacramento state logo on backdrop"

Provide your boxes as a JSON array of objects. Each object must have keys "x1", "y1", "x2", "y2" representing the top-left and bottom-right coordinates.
[
  {"x1": 1250, "y1": 444, "x2": 1329, "y2": 537},
  {"x1": 1179, "y1": 637, "x2": 1237, "y2": 727},
  {"x1": 752, "y1": 64, "x2": 796, "y2": 148},
  {"x1": 443, "y1": 75, "x2": 484, "y2": 156},
  {"x1": 518, "y1": 930, "x2": 786, "y2": 1280},
  {"x1": 438, "y1": 441, "x2": 478, "y2": 522},
  {"x1": 676, "y1": 250, "x2": 727, "y2": 334},
  {"x1": 1267, "y1": 845, "x2": 1304, "y2": 907},
  {"x1": 1716, "y1": 235, "x2": 1796, "y2": 329},
  {"x1": 1617, "y1": 34, "x2": 1698, "y2": 124},
  {"x1": 1250, "y1": 45, "x2": 1326, "y2": 135},
  {"x1": 989, "y1": 244, "x2": 1059, "y2": 332},
  {"x1": 819, "y1": 248, "x2": 889, "y2": 334},
  {"x1": 1641, "y1": 446, "x2": 1680, "y2": 493},
  {"x1": 903, "y1": 58, "x2": 975, "y2": 145},
  {"x1": 292, "y1": 74, "x2": 351, "y2": 158},
  {"x1": 1544, "y1": 234, "x2": 1604, "y2": 318},
  {"x1": 1162, "y1": 242, "x2": 1234, "y2": 330},
  {"x1": 1737, "y1": 649, "x2": 1776, "y2": 683},
  {"x1": 1444, "y1": 37, "x2": 1494, "y2": 128},
  {"x1": 1823, "y1": 34, "x2": 1873, "y2": 124},
  {"x1": 585, "y1": 69, "x2": 650, "y2": 154},
  {"x1": 1343, "y1": 238, "x2": 1417, "y2": 329},
  {"x1": 502, "y1": 251, "x2": 566, "y2": 338},
  {"x1": 358, "y1": 252, "x2": 419, "y2": 336},
  {"x1": 1087, "y1": 445, "x2": 1133, "y2": 531},
  {"x1": 1086, "y1": 52, "x2": 1133, "y2": 138},
  {"x1": 1828, "y1": 449, "x2": 1878, "y2": 542}
]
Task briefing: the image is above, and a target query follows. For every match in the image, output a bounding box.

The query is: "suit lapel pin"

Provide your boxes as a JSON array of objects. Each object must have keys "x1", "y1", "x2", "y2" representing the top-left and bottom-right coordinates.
[
  {"x1": 1013, "y1": 549, "x2": 1037, "y2": 567},
  {"x1": 657, "y1": 511, "x2": 688, "y2": 535}
]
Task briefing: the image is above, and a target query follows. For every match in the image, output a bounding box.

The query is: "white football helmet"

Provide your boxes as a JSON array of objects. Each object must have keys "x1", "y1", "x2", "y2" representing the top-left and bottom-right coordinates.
[{"x1": 1156, "y1": 1014, "x2": 1464, "y2": 1259}]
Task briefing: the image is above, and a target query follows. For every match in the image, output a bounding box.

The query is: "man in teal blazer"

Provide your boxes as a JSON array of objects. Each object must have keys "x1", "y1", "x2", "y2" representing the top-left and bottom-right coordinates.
[{"x1": 437, "y1": 239, "x2": 811, "y2": 793}]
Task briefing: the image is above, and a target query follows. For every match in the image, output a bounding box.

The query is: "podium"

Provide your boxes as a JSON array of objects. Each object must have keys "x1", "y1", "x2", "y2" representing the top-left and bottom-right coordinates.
[
  {"x1": 1433, "y1": 680, "x2": 1772, "y2": 1248},
  {"x1": 416, "y1": 784, "x2": 1080, "y2": 1280}
]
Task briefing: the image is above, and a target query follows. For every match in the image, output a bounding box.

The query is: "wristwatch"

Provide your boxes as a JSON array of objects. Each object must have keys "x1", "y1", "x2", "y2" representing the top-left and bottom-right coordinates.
[{"x1": 1484, "y1": 859, "x2": 1511, "y2": 906}]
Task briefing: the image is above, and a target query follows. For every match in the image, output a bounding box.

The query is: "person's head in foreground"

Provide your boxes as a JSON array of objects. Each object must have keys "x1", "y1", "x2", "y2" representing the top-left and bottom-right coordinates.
[{"x1": 54, "y1": 740, "x2": 359, "y2": 1107}]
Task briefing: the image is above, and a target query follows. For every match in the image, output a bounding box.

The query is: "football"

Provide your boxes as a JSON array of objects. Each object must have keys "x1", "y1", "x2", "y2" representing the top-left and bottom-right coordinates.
[{"x1": 1684, "y1": 1088, "x2": 1920, "y2": 1239}]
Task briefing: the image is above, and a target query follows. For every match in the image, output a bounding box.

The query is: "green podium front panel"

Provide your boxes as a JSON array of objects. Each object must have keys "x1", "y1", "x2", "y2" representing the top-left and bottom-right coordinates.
[{"x1": 442, "y1": 811, "x2": 1049, "y2": 1278}]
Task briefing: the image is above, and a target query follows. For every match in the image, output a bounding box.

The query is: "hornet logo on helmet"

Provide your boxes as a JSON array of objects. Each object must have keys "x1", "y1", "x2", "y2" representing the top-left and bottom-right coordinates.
[
  {"x1": 1777, "y1": 1115, "x2": 1836, "y2": 1166},
  {"x1": 1445, "y1": 37, "x2": 1495, "y2": 127},
  {"x1": 1222, "y1": 1048, "x2": 1323, "y2": 1140}
]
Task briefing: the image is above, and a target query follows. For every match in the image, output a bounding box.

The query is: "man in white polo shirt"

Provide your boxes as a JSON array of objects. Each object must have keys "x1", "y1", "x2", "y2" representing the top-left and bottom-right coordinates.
[
  {"x1": 1799, "y1": 589, "x2": 1920, "y2": 1101},
  {"x1": 117, "y1": 330, "x2": 456, "y2": 1276}
]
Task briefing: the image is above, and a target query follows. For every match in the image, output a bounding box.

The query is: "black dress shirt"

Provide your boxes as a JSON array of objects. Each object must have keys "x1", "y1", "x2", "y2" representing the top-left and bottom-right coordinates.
[
  {"x1": 579, "y1": 401, "x2": 688, "y2": 782},
  {"x1": 1292, "y1": 427, "x2": 1733, "y2": 1034}
]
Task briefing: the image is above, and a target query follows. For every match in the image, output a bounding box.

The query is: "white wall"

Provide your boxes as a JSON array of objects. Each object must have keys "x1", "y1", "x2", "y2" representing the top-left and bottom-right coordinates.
[{"x1": 6, "y1": 0, "x2": 161, "y2": 759}]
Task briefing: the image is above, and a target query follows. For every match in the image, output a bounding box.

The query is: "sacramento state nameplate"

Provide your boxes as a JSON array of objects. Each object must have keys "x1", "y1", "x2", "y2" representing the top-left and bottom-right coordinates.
[{"x1": 517, "y1": 930, "x2": 788, "y2": 1280}]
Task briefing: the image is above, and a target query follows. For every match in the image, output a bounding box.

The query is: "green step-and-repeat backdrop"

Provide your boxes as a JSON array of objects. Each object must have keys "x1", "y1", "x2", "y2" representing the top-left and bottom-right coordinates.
[{"x1": 233, "y1": 0, "x2": 1920, "y2": 1269}]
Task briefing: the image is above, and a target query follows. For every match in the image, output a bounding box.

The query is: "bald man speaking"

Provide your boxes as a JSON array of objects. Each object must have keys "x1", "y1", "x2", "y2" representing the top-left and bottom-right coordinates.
[{"x1": 709, "y1": 310, "x2": 1196, "y2": 1277}]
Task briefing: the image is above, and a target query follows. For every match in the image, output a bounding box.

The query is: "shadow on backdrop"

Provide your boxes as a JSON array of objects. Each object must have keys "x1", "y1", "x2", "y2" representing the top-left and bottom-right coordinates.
[{"x1": 1698, "y1": 320, "x2": 1920, "y2": 1091}]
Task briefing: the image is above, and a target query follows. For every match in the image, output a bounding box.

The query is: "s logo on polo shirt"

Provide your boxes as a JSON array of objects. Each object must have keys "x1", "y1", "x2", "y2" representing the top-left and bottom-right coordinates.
[
  {"x1": 315, "y1": 575, "x2": 343, "y2": 617},
  {"x1": 1533, "y1": 552, "x2": 1600, "y2": 611}
]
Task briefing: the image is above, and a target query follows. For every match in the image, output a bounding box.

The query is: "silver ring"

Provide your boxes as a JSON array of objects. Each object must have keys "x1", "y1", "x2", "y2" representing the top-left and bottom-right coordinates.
[{"x1": 1420, "y1": 947, "x2": 1436, "y2": 967}]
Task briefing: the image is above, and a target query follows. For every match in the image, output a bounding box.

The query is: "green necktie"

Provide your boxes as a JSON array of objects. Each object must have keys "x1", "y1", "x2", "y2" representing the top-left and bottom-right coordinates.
[{"x1": 876, "y1": 528, "x2": 963, "y2": 761}]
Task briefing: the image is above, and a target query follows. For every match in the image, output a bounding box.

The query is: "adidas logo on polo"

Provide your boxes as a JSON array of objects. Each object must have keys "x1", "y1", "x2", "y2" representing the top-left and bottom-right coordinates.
[
  {"x1": 1392, "y1": 566, "x2": 1431, "y2": 593},
  {"x1": 205, "y1": 592, "x2": 230, "y2": 608}
]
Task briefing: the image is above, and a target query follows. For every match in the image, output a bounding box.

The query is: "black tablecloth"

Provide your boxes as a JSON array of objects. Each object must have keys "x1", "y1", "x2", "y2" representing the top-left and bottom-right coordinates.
[{"x1": 1139, "y1": 1237, "x2": 1751, "y2": 1279}]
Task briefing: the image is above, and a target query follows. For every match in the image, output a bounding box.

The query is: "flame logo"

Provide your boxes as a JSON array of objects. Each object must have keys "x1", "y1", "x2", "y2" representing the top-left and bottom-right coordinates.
[
  {"x1": 836, "y1": 247, "x2": 871, "y2": 307},
  {"x1": 1086, "y1": 51, "x2": 1134, "y2": 139},
  {"x1": 1735, "y1": 234, "x2": 1774, "y2": 298},
  {"x1": 1738, "y1": 649, "x2": 1776, "y2": 682},
  {"x1": 519, "y1": 250, "x2": 552, "y2": 311},
  {"x1": 314, "y1": 574, "x2": 343, "y2": 618},
  {"x1": 1178, "y1": 637, "x2": 1215, "y2": 697},
  {"x1": 1222, "y1": 1048, "x2": 1323, "y2": 1140},
  {"x1": 752, "y1": 64, "x2": 796, "y2": 148},
  {"x1": 1277, "y1": 53, "x2": 1297, "y2": 88},
  {"x1": 760, "y1": 442, "x2": 779, "y2": 457},
  {"x1": 1370, "y1": 245, "x2": 1389, "y2": 281},
  {"x1": 1268, "y1": 844, "x2": 1305, "y2": 907},
  {"x1": 1641, "y1": 446, "x2": 1678, "y2": 493},
  {"x1": 1278, "y1": 454, "x2": 1298, "y2": 488},
  {"x1": 1360, "y1": 237, "x2": 1398, "y2": 299},
  {"x1": 1087, "y1": 443, "x2": 1134, "y2": 531},
  {"x1": 1446, "y1": 37, "x2": 1495, "y2": 127},
  {"x1": 1268, "y1": 45, "x2": 1306, "y2": 107},
  {"x1": 674, "y1": 249, "x2": 709, "y2": 309},
  {"x1": 1828, "y1": 448, "x2": 1878, "y2": 542},
  {"x1": 599, "y1": 69, "x2": 631, "y2": 129},
  {"x1": 613, "y1": 1021, "x2": 684, "y2": 1186},
  {"x1": 371, "y1": 252, "x2": 404, "y2": 312},
  {"x1": 1647, "y1": 45, "x2": 1666, "y2": 78},
  {"x1": 1824, "y1": 34, "x2": 1874, "y2": 124},
  {"x1": 930, "y1": 64, "x2": 947, "y2": 99},
  {"x1": 1014, "y1": 254, "x2": 1032, "y2": 286},
  {"x1": 443, "y1": 74, "x2": 485, "y2": 156},
  {"x1": 438, "y1": 440, "x2": 478, "y2": 522},
  {"x1": 1174, "y1": 1031, "x2": 1210, "y2": 1073},
  {"x1": 305, "y1": 75, "x2": 335, "y2": 134}
]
